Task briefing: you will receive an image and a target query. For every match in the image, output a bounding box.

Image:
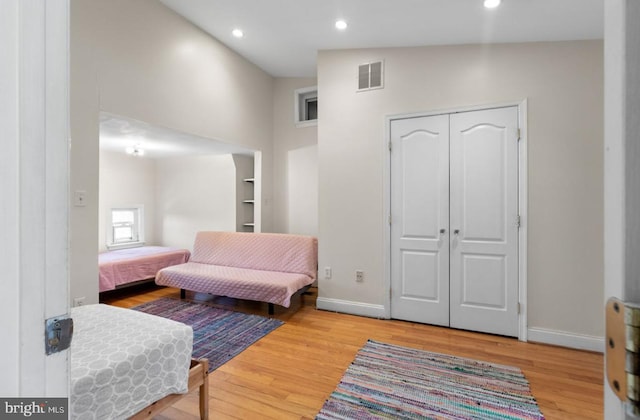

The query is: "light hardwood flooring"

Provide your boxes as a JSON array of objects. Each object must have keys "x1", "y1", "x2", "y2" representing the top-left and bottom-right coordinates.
[{"x1": 100, "y1": 284, "x2": 604, "y2": 420}]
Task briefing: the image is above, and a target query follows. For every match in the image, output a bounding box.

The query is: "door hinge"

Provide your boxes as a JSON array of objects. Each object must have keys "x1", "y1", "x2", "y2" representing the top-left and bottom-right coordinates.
[
  {"x1": 517, "y1": 128, "x2": 521, "y2": 140},
  {"x1": 389, "y1": 141, "x2": 392, "y2": 152},
  {"x1": 606, "y1": 297, "x2": 640, "y2": 416},
  {"x1": 517, "y1": 302, "x2": 521, "y2": 314},
  {"x1": 516, "y1": 215, "x2": 521, "y2": 228},
  {"x1": 389, "y1": 214, "x2": 392, "y2": 225}
]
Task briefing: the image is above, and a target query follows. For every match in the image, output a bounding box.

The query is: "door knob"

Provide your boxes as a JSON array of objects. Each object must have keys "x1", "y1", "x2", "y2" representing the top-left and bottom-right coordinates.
[
  {"x1": 440, "y1": 228, "x2": 446, "y2": 234},
  {"x1": 453, "y1": 229, "x2": 460, "y2": 235}
]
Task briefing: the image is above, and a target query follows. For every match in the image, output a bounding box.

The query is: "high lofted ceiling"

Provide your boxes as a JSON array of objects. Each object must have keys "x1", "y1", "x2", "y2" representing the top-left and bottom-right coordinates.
[
  {"x1": 99, "y1": 113, "x2": 255, "y2": 159},
  {"x1": 159, "y1": 0, "x2": 604, "y2": 78}
]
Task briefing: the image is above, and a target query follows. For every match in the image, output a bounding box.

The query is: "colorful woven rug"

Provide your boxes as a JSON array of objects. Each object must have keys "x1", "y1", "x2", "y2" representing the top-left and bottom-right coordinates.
[
  {"x1": 132, "y1": 298, "x2": 283, "y2": 372},
  {"x1": 317, "y1": 339, "x2": 544, "y2": 420}
]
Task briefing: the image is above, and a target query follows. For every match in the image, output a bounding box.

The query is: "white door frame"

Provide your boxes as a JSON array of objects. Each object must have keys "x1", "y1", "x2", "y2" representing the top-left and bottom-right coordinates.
[
  {"x1": 604, "y1": 1, "x2": 640, "y2": 418},
  {"x1": 0, "y1": 0, "x2": 70, "y2": 396},
  {"x1": 383, "y1": 99, "x2": 528, "y2": 341}
]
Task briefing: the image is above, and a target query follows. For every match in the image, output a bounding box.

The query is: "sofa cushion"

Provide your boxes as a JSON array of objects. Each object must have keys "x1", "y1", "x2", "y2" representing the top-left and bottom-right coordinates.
[
  {"x1": 191, "y1": 231, "x2": 317, "y2": 279},
  {"x1": 156, "y1": 262, "x2": 314, "y2": 308}
]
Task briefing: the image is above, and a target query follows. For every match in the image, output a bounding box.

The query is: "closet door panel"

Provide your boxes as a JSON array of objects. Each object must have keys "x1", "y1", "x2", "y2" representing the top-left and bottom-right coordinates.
[
  {"x1": 449, "y1": 107, "x2": 519, "y2": 337},
  {"x1": 390, "y1": 115, "x2": 450, "y2": 326}
]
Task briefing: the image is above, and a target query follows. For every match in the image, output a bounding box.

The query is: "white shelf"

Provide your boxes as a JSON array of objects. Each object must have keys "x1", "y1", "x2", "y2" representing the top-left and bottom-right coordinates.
[{"x1": 242, "y1": 173, "x2": 254, "y2": 231}]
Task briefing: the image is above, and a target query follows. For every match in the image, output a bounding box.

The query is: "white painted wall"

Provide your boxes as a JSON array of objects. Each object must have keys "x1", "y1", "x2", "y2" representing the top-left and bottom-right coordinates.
[
  {"x1": 155, "y1": 155, "x2": 237, "y2": 251},
  {"x1": 273, "y1": 78, "x2": 319, "y2": 234},
  {"x1": 70, "y1": 0, "x2": 274, "y2": 304},
  {"x1": 70, "y1": 0, "x2": 100, "y2": 307},
  {"x1": 317, "y1": 41, "x2": 604, "y2": 344},
  {"x1": 98, "y1": 151, "x2": 157, "y2": 252},
  {"x1": 288, "y1": 145, "x2": 319, "y2": 236}
]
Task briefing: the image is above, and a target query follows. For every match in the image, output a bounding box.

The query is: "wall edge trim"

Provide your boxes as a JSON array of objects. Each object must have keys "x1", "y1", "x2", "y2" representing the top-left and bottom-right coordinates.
[
  {"x1": 316, "y1": 297, "x2": 387, "y2": 319},
  {"x1": 527, "y1": 327, "x2": 604, "y2": 353}
]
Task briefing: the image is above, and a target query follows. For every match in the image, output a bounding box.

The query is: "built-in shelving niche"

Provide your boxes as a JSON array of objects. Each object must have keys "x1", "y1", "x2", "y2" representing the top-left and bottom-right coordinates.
[
  {"x1": 242, "y1": 177, "x2": 255, "y2": 231},
  {"x1": 233, "y1": 155, "x2": 256, "y2": 232}
]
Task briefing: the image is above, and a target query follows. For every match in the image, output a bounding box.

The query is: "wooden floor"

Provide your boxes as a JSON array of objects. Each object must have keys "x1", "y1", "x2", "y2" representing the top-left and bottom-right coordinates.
[{"x1": 101, "y1": 284, "x2": 604, "y2": 420}]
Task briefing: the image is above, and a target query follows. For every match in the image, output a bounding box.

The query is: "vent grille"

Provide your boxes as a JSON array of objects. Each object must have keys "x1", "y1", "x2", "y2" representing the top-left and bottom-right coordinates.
[
  {"x1": 358, "y1": 64, "x2": 370, "y2": 90},
  {"x1": 358, "y1": 61, "x2": 384, "y2": 91}
]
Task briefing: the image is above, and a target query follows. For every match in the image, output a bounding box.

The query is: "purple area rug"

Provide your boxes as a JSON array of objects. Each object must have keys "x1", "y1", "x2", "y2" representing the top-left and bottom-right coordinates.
[
  {"x1": 132, "y1": 298, "x2": 283, "y2": 372},
  {"x1": 317, "y1": 339, "x2": 545, "y2": 420}
]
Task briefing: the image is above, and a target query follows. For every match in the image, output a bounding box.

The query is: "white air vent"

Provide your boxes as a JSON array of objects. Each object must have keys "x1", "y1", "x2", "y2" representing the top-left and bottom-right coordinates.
[{"x1": 357, "y1": 61, "x2": 384, "y2": 91}]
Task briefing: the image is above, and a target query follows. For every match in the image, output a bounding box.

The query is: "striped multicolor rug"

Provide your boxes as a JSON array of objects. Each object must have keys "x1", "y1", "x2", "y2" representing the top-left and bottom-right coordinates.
[
  {"x1": 317, "y1": 340, "x2": 544, "y2": 420},
  {"x1": 132, "y1": 298, "x2": 283, "y2": 372}
]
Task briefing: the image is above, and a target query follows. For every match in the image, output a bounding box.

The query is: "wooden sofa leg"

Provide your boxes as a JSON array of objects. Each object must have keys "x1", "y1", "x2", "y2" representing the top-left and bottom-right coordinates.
[
  {"x1": 268, "y1": 303, "x2": 274, "y2": 315},
  {"x1": 180, "y1": 289, "x2": 186, "y2": 299},
  {"x1": 199, "y1": 360, "x2": 209, "y2": 420}
]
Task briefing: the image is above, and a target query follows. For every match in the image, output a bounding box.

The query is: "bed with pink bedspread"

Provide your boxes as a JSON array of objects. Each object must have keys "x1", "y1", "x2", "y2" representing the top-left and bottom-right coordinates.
[
  {"x1": 99, "y1": 246, "x2": 191, "y2": 292},
  {"x1": 155, "y1": 232, "x2": 317, "y2": 314}
]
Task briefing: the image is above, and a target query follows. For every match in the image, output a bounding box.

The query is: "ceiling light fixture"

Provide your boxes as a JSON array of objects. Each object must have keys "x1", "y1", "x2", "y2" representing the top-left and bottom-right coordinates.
[
  {"x1": 484, "y1": 0, "x2": 501, "y2": 8},
  {"x1": 125, "y1": 145, "x2": 145, "y2": 157},
  {"x1": 232, "y1": 28, "x2": 244, "y2": 38},
  {"x1": 335, "y1": 20, "x2": 348, "y2": 30}
]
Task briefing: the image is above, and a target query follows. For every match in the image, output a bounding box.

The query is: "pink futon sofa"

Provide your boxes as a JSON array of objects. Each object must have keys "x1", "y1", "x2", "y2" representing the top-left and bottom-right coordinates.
[{"x1": 155, "y1": 231, "x2": 318, "y2": 314}]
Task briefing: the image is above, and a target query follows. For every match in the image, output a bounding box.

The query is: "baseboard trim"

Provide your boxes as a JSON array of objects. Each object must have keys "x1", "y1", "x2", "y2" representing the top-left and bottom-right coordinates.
[
  {"x1": 527, "y1": 327, "x2": 604, "y2": 353},
  {"x1": 316, "y1": 297, "x2": 387, "y2": 319},
  {"x1": 316, "y1": 299, "x2": 603, "y2": 352}
]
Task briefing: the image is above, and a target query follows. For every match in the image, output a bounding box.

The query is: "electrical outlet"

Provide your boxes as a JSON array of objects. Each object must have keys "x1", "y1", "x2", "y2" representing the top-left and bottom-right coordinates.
[
  {"x1": 324, "y1": 267, "x2": 332, "y2": 279},
  {"x1": 73, "y1": 297, "x2": 85, "y2": 307},
  {"x1": 356, "y1": 270, "x2": 364, "y2": 283}
]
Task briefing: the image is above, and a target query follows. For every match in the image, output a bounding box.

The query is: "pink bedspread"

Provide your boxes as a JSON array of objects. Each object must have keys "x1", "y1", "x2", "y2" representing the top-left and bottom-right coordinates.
[
  {"x1": 157, "y1": 262, "x2": 313, "y2": 308},
  {"x1": 155, "y1": 232, "x2": 318, "y2": 308},
  {"x1": 99, "y1": 246, "x2": 190, "y2": 292},
  {"x1": 191, "y1": 231, "x2": 317, "y2": 279}
]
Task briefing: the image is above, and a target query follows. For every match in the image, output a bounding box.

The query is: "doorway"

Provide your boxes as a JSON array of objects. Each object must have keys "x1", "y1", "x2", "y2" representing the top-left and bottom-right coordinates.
[{"x1": 388, "y1": 105, "x2": 524, "y2": 337}]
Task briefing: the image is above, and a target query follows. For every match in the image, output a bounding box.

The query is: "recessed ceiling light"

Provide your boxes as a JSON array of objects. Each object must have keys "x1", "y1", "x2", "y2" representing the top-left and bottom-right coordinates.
[
  {"x1": 484, "y1": 0, "x2": 501, "y2": 8},
  {"x1": 232, "y1": 28, "x2": 244, "y2": 38},
  {"x1": 335, "y1": 20, "x2": 348, "y2": 30}
]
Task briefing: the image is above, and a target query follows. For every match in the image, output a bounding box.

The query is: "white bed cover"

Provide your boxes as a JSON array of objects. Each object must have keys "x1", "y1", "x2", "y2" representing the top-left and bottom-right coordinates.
[{"x1": 70, "y1": 304, "x2": 193, "y2": 420}]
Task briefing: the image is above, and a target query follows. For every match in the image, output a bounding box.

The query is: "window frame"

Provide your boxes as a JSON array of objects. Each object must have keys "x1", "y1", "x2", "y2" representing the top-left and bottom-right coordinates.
[
  {"x1": 294, "y1": 85, "x2": 318, "y2": 127},
  {"x1": 106, "y1": 206, "x2": 145, "y2": 250}
]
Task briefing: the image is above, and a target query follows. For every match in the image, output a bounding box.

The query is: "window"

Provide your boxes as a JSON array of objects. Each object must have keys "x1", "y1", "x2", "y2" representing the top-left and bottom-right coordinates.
[
  {"x1": 304, "y1": 96, "x2": 318, "y2": 120},
  {"x1": 107, "y1": 206, "x2": 144, "y2": 249},
  {"x1": 294, "y1": 86, "x2": 318, "y2": 127}
]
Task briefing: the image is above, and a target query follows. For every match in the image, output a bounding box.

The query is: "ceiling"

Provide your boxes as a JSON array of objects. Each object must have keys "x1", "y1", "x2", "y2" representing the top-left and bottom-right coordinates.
[
  {"x1": 100, "y1": 113, "x2": 255, "y2": 159},
  {"x1": 101, "y1": 1, "x2": 604, "y2": 157},
  {"x1": 159, "y1": 0, "x2": 604, "y2": 78}
]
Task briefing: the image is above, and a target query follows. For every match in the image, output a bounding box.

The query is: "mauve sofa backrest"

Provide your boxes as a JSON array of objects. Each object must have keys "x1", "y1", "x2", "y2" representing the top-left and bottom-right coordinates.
[{"x1": 191, "y1": 231, "x2": 318, "y2": 279}]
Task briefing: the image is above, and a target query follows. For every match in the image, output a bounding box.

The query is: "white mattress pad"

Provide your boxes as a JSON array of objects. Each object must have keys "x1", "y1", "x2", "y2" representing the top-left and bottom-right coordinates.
[{"x1": 70, "y1": 304, "x2": 193, "y2": 419}]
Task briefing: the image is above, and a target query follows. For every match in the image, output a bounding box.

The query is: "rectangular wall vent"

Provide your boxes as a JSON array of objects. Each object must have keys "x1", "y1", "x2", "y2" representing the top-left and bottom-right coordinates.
[{"x1": 358, "y1": 61, "x2": 384, "y2": 91}]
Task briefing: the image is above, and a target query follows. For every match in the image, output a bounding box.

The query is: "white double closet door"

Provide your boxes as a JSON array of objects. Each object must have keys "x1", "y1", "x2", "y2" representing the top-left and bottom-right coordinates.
[{"x1": 390, "y1": 106, "x2": 519, "y2": 337}]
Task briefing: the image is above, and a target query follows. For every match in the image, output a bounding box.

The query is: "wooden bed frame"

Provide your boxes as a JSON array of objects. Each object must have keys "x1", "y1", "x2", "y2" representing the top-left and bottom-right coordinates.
[{"x1": 130, "y1": 358, "x2": 209, "y2": 420}]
